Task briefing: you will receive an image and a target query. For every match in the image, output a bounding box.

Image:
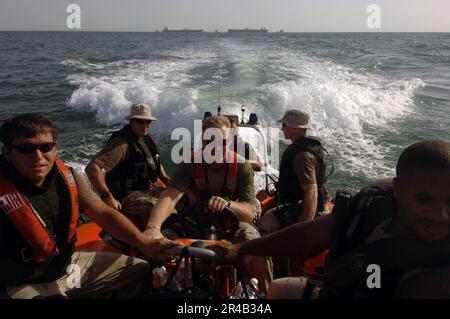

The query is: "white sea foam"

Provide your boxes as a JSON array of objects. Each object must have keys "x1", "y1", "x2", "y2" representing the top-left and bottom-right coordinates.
[
  {"x1": 261, "y1": 51, "x2": 424, "y2": 179},
  {"x1": 63, "y1": 54, "x2": 208, "y2": 131},
  {"x1": 63, "y1": 39, "x2": 424, "y2": 182},
  {"x1": 62, "y1": 58, "x2": 106, "y2": 71},
  {"x1": 195, "y1": 40, "x2": 424, "y2": 179}
]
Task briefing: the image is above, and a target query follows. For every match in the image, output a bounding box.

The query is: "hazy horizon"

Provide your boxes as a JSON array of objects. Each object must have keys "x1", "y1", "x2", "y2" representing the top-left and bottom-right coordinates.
[
  {"x1": 1, "y1": 0, "x2": 450, "y2": 32},
  {"x1": 2, "y1": 30, "x2": 450, "y2": 34}
]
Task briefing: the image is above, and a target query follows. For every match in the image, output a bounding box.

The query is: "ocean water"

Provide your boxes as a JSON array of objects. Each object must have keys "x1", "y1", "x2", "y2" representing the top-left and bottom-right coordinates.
[{"x1": 0, "y1": 31, "x2": 449, "y2": 194}]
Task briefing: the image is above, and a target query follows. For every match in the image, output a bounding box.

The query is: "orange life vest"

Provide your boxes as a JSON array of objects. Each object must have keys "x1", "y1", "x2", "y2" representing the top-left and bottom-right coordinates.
[
  {"x1": 0, "y1": 158, "x2": 79, "y2": 263},
  {"x1": 193, "y1": 151, "x2": 239, "y2": 201}
]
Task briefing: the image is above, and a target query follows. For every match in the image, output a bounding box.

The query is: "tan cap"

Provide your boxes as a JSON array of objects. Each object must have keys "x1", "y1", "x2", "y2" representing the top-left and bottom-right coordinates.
[
  {"x1": 277, "y1": 109, "x2": 311, "y2": 129},
  {"x1": 125, "y1": 103, "x2": 157, "y2": 121}
]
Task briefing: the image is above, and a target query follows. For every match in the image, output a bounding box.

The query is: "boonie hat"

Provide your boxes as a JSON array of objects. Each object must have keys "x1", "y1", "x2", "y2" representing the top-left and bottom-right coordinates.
[
  {"x1": 277, "y1": 109, "x2": 311, "y2": 129},
  {"x1": 125, "y1": 103, "x2": 157, "y2": 121}
]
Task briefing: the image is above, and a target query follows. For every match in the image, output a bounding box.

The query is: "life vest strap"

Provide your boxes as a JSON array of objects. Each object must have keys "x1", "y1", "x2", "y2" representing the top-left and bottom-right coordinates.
[{"x1": 193, "y1": 151, "x2": 238, "y2": 200}]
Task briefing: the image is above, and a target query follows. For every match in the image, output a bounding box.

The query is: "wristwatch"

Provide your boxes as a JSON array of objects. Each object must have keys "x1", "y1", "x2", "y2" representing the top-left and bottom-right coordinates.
[{"x1": 226, "y1": 199, "x2": 232, "y2": 208}]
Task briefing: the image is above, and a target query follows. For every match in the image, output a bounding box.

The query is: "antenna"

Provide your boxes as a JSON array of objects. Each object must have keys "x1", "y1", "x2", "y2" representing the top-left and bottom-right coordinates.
[{"x1": 217, "y1": 34, "x2": 222, "y2": 116}]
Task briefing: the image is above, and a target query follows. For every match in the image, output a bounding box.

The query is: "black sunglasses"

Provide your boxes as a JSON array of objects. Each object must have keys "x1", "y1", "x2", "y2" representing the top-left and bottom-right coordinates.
[
  {"x1": 133, "y1": 119, "x2": 152, "y2": 125},
  {"x1": 11, "y1": 142, "x2": 56, "y2": 154}
]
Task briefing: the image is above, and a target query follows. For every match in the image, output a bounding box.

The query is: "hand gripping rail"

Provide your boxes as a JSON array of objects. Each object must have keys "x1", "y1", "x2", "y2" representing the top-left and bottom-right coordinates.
[{"x1": 164, "y1": 245, "x2": 218, "y2": 261}]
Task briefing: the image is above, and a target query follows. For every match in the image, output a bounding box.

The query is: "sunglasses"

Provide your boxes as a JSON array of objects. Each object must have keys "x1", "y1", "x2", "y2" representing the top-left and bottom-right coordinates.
[
  {"x1": 11, "y1": 142, "x2": 56, "y2": 154},
  {"x1": 133, "y1": 119, "x2": 152, "y2": 125}
]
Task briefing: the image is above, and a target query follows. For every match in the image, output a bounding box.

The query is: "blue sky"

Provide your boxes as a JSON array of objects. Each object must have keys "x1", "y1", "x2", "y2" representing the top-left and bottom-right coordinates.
[{"x1": 1, "y1": 0, "x2": 449, "y2": 32}]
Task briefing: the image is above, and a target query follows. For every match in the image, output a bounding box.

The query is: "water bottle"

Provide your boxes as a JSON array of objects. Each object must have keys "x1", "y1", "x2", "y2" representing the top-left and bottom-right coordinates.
[
  {"x1": 230, "y1": 282, "x2": 244, "y2": 299},
  {"x1": 152, "y1": 266, "x2": 167, "y2": 289},
  {"x1": 175, "y1": 257, "x2": 193, "y2": 289},
  {"x1": 245, "y1": 278, "x2": 259, "y2": 299},
  {"x1": 152, "y1": 265, "x2": 185, "y2": 291}
]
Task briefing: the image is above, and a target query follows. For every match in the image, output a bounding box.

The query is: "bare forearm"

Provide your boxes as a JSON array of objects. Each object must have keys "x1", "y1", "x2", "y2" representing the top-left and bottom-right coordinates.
[
  {"x1": 146, "y1": 188, "x2": 182, "y2": 228},
  {"x1": 239, "y1": 214, "x2": 335, "y2": 259},
  {"x1": 85, "y1": 203, "x2": 145, "y2": 247},
  {"x1": 300, "y1": 186, "x2": 317, "y2": 222},
  {"x1": 249, "y1": 160, "x2": 262, "y2": 172},
  {"x1": 85, "y1": 162, "x2": 109, "y2": 194},
  {"x1": 147, "y1": 198, "x2": 174, "y2": 228},
  {"x1": 230, "y1": 201, "x2": 256, "y2": 223}
]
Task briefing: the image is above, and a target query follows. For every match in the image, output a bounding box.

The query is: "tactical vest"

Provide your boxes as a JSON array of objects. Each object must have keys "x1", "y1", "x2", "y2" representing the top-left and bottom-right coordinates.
[
  {"x1": 277, "y1": 136, "x2": 328, "y2": 211},
  {"x1": 105, "y1": 124, "x2": 161, "y2": 201},
  {"x1": 320, "y1": 183, "x2": 450, "y2": 299}
]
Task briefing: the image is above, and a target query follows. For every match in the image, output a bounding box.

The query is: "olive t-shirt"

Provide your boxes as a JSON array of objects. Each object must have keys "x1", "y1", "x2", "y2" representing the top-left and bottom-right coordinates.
[
  {"x1": 292, "y1": 151, "x2": 318, "y2": 186},
  {"x1": 170, "y1": 160, "x2": 256, "y2": 204},
  {"x1": 92, "y1": 137, "x2": 130, "y2": 172}
]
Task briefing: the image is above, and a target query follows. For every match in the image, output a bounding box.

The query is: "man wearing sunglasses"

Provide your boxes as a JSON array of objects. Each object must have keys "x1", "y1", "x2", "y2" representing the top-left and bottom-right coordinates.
[
  {"x1": 86, "y1": 103, "x2": 169, "y2": 229},
  {"x1": 257, "y1": 109, "x2": 330, "y2": 236},
  {"x1": 144, "y1": 116, "x2": 273, "y2": 294},
  {"x1": 253, "y1": 109, "x2": 330, "y2": 278},
  {"x1": 0, "y1": 113, "x2": 178, "y2": 298}
]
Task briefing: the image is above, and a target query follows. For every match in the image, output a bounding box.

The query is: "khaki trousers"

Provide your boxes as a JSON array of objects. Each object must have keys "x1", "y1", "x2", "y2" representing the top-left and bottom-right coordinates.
[{"x1": 7, "y1": 251, "x2": 149, "y2": 299}]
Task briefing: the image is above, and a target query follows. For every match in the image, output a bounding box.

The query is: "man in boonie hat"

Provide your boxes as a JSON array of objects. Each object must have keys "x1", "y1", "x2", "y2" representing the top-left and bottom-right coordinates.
[
  {"x1": 126, "y1": 102, "x2": 158, "y2": 120},
  {"x1": 277, "y1": 109, "x2": 312, "y2": 130},
  {"x1": 257, "y1": 109, "x2": 330, "y2": 268},
  {"x1": 86, "y1": 103, "x2": 169, "y2": 228}
]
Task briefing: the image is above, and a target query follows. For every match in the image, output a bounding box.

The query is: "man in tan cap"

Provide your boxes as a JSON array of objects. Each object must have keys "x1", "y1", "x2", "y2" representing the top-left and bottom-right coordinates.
[
  {"x1": 257, "y1": 109, "x2": 330, "y2": 237},
  {"x1": 85, "y1": 103, "x2": 169, "y2": 228}
]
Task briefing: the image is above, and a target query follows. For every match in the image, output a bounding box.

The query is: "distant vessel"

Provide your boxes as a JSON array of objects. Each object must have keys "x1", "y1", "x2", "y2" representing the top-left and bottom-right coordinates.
[
  {"x1": 162, "y1": 27, "x2": 204, "y2": 32},
  {"x1": 227, "y1": 27, "x2": 268, "y2": 33}
]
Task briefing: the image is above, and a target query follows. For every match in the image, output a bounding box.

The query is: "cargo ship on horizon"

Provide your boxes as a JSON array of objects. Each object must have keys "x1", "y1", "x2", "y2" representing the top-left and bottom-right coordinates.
[
  {"x1": 227, "y1": 27, "x2": 268, "y2": 33},
  {"x1": 162, "y1": 27, "x2": 204, "y2": 32}
]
